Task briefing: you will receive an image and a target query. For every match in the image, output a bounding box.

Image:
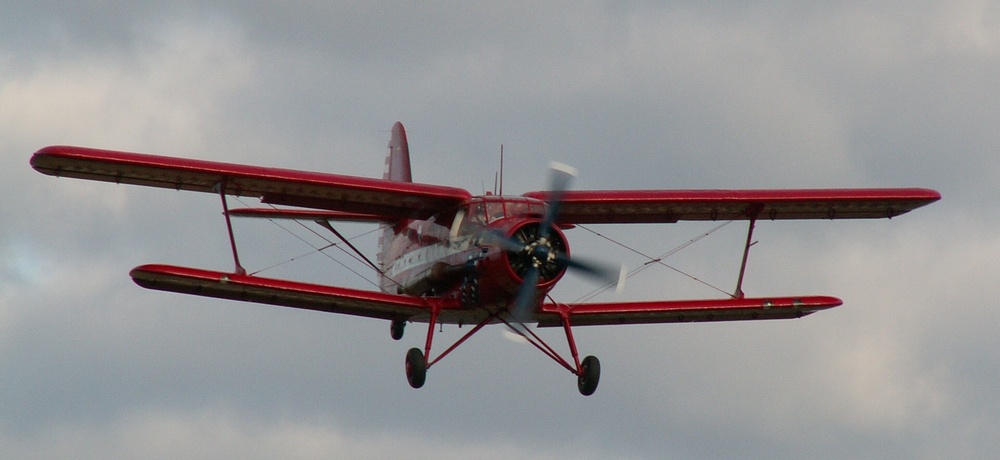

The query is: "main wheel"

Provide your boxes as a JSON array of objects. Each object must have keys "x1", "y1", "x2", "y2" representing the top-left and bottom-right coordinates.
[
  {"x1": 577, "y1": 355, "x2": 600, "y2": 396},
  {"x1": 405, "y1": 347, "x2": 427, "y2": 389},
  {"x1": 390, "y1": 320, "x2": 406, "y2": 340}
]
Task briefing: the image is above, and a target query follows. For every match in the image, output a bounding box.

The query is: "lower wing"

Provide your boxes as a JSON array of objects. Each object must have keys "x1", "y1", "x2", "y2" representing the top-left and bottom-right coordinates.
[
  {"x1": 129, "y1": 264, "x2": 454, "y2": 320},
  {"x1": 536, "y1": 296, "x2": 842, "y2": 327}
]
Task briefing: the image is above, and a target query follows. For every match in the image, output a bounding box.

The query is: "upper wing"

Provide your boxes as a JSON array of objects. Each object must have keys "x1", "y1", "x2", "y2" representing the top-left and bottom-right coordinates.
[
  {"x1": 31, "y1": 145, "x2": 472, "y2": 220},
  {"x1": 523, "y1": 188, "x2": 941, "y2": 224},
  {"x1": 130, "y1": 264, "x2": 457, "y2": 321},
  {"x1": 536, "y1": 296, "x2": 842, "y2": 327}
]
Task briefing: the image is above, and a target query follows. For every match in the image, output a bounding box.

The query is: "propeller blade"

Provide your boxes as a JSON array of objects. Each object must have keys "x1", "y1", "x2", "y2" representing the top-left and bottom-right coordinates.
[
  {"x1": 616, "y1": 263, "x2": 627, "y2": 294},
  {"x1": 556, "y1": 255, "x2": 620, "y2": 285},
  {"x1": 480, "y1": 228, "x2": 527, "y2": 252},
  {"x1": 539, "y1": 162, "x2": 577, "y2": 239},
  {"x1": 512, "y1": 266, "x2": 540, "y2": 321},
  {"x1": 502, "y1": 161, "x2": 626, "y2": 321}
]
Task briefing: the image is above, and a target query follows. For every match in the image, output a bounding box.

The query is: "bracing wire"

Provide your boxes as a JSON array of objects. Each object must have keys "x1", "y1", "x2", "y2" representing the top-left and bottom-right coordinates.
[
  {"x1": 231, "y1": 198, "x2": 382, "y2": 289},
  {"x1": 571, "y1": 221, "x2": 737, "y2": 303}
]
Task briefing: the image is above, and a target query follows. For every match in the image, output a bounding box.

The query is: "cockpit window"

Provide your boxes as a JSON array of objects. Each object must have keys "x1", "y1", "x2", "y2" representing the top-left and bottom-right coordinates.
[
  {"x1": 486, "y1": 202, "x2": 505, "y2": 222},
  {"x1": 454, "y1": 199, "x2": 547, "y2": 236},
  {"x1": 470, "y1": 202, "x2": 488, "y2": 225},
  {"x1": 505, "y1": 201, "x2": 545, "y2": 218},
  {"x1": 457, "y1": 202, "x2": 487, "y2": 236}
]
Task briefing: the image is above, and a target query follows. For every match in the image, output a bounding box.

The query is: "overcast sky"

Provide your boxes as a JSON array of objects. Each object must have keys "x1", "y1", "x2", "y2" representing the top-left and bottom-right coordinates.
[{"x1": 2, "y1": 2, "x2": 998, "y2": 459}]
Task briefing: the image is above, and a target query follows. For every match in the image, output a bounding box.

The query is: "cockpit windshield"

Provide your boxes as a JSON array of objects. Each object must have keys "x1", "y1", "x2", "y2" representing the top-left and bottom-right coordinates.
[{"x1": 455, "y1": 197, "x2": 546, "y2": 236}]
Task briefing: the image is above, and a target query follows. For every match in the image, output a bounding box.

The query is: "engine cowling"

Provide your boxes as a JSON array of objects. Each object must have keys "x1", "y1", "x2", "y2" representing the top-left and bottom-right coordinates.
[
  {"x1": 504, "y1": 221, "x2": 568, "y2": 283},
  {"x1": 468, "y1": 218, "x2": 572, "y2": 310}
]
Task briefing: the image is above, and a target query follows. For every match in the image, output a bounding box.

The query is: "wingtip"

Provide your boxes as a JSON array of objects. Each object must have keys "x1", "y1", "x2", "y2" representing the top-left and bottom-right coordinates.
[
  {"x1": 548, "y1": 161, "x2": 578, "y2": 177},
  {"x1": 29, "y1": 146, "x2": 66, "y2": 174}
]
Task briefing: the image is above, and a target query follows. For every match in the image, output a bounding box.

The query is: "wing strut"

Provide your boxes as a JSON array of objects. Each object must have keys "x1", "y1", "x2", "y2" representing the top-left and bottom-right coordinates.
[
  {"x1": 733, "y1": 206, "x2": 762, "y2": 299},
  {"x1": 214, "y1": 180, "x2": 246, "y2": 275},
  {"x1": 316, "y1": 220, "x2": 382, "y2": 275}
]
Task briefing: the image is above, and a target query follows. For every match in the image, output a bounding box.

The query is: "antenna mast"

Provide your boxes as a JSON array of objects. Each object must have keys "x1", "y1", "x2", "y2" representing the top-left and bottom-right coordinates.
[{"x1": 499, "y1": 144, "x2": 504, "y2": 196}]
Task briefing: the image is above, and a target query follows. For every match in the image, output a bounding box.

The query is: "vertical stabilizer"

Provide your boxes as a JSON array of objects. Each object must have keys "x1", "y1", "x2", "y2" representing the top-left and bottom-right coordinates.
[
  {"x1": 384, "y1": 121, "x2": 412, "y2": 182},
  {"x1": 378, "y1": 122, "x2": 412, "y2": 280}
]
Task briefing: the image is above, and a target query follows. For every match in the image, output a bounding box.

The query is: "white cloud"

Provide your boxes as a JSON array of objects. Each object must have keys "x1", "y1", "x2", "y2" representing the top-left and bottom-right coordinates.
[{"x1": 0, "y1": 17, "x2": 254, "y2": 152}]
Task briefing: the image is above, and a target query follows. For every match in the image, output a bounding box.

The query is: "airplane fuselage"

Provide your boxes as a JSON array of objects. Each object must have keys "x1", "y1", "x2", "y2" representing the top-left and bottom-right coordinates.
[{"x1": 378, "y1": 195, "x2": 568, "y2": 314}]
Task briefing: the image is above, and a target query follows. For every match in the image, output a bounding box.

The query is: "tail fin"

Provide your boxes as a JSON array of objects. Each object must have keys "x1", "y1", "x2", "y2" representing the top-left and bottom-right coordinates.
[
  {"x1": 384, "y1": 121, "x2": 412, "y2": 182},
  {"x1": 378, "y1": 122, "x2": 411, "y2": 278}
]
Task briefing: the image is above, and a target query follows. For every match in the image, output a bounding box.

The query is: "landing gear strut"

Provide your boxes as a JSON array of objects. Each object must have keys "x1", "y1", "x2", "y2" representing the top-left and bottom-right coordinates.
[{"x1": 398, "y1": 303, "x2": 602, "y2": 396}]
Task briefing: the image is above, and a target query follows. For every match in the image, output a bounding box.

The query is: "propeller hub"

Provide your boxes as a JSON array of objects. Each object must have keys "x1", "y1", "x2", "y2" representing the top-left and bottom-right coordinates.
[
  {"x1": 506, "y1": 222, "x2": 568, "y2": 283},
  {"x1": 527, "y1": 239, "x2": 555, "y2": 266}
]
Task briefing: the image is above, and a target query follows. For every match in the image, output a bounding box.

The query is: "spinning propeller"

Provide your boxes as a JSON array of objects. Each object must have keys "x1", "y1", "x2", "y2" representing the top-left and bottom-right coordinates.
[{"x1": 493, "y1": 162, "x2": 621, "y2": 321}]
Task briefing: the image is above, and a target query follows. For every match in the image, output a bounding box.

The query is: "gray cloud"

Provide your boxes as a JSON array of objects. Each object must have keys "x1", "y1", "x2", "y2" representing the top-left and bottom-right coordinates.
[{"x1": 2, "y1": 2, "x2": 995, "y2": 459}]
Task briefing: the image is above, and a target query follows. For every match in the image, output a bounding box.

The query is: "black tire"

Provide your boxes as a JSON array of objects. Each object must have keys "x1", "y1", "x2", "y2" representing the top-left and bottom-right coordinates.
[
  {"x1": 577, "y1": 355, "x2": 600, "y2": 396},
  {"x1": 390, "y1": 320, "x2": 406, "y2": 341},
  {"x1": 405, "y1": 348, "x2": 426, "y2": 389}
]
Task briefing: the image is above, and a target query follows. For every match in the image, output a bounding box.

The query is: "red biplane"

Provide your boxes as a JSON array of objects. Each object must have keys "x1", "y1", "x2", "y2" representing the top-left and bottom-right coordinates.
[{"x1": 30, "y1": 122, "x2": 939, "y2": 395}]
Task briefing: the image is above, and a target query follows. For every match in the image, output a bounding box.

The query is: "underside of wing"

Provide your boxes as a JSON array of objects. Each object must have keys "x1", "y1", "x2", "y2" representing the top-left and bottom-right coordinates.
[
  {"x1": 535, "y1": 296, "x2": 842, "y2": 327},
  {"x1": 31, "y1": 146, "x2": 471, "y2": 220},
  {"x1": 226, "y1": 208, "x2": 392, "y2": 223},
  {"x1": 129, "y1": 264, "x2": 457, "y2": 321},
  {"x1": 522, "y1": 189, "x2": 941, "y2": 224}
]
